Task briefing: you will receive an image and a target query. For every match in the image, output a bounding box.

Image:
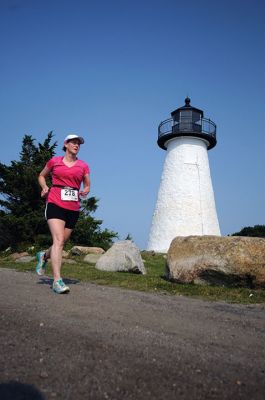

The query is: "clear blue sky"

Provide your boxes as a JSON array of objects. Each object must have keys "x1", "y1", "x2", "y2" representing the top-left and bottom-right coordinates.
[{"x1": 0, "y1": 0, "x2": 264, "y2": 249}]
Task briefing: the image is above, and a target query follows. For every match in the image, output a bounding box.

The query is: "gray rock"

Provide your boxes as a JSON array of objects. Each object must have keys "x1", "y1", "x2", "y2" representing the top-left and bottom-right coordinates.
[
  {"x1": 11, "y1": 252, "x2": 29, "y2": 260},
  {"x1": 62, "y1": 258, "x2": 77, "y2": 264},
  {"x1": 95, "y1": 240, "x2": 146, "y2": 274},
  {"x1": 70, "y1": 246, "x2": 105, "y2": 256},
  {"x1": 84, "y1": 254, "x2": 102, "y2": 264},
  {"x1": 166, "y1": 235, "x2": 265, "y2": 288},
  {"x1": 15, "y1": 256, "x2": 35, "y2": 263}
]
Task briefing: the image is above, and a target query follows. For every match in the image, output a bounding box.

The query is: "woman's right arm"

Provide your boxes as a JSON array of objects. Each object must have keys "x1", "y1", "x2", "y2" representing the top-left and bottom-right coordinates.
[{"x1": 38, "y1": 166, "x2": 51, "y2": 198}]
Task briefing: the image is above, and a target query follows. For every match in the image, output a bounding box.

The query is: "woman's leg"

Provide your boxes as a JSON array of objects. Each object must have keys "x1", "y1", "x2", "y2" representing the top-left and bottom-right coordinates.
[
  {"x1": 64, "y1": 228, "x2": 73, "y2": 243},
  {"x1": 47, "y1": 218, "x2": 67, "y2": 281},
  {"x1": 44, "y1": 227, "x2": 73, "y2": 261}
]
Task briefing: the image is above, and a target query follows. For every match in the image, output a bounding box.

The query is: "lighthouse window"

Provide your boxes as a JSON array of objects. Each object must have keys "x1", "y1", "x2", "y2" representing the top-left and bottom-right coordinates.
[
  {"x1": 179, "y1": 111, "x2": 192, "y2": 131},
  {"x1": 192, "y1": 112, "x2": 201, "y2": 122},
  {"x1": 172, "y1": 114, "x2": 180, "y2": 123},
  {"x1": 180, "y1": 110, "x2": 192, "y2": 120}
]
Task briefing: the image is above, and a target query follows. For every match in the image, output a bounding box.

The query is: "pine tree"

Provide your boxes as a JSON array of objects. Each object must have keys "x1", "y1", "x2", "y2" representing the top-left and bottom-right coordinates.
[
  {"x1": 0, "y1": 132, "x2": 56, "y2": 217},
  {"x1": 72, "y1": 198, "x2": 118, "y2": 250},
  {"x1": 0, "y1": 132, "x2": 56, "y2": 249}
]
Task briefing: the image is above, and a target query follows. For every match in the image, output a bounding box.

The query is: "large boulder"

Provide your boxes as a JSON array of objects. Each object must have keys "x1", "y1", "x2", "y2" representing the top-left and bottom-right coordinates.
[
  {"x1": 84, "y1": 254, "x2": 102, "y2": 264},
  {"x1": 95, "y1": 240, "x2": 146, "y2": 274},
  {"x1": 166, "y1": 236, "x2": 265, "y2": 288}
]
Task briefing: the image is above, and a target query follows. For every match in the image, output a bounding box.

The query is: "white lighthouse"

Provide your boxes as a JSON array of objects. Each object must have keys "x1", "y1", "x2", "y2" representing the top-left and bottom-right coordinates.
[{"x1": 147, "y1": 97, "x2": 220, "y2": 253}]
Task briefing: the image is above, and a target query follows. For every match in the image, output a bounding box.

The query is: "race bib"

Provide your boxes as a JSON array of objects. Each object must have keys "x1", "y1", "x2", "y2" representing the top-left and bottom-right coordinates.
[{"x1": 61, "y1": 188, "x2": 78, "y2": 201}]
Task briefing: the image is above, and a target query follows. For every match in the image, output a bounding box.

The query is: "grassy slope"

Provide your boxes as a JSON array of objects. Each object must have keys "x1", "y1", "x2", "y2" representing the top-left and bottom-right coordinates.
[{"x1": 0, "y1": 252, "x2": 264, "y2": 304}]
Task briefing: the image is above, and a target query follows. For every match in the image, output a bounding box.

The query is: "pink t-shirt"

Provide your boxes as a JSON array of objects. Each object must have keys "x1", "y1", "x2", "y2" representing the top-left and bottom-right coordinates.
[{"x1": 46, "y1": 156, "x2": 90, "y2": 211}]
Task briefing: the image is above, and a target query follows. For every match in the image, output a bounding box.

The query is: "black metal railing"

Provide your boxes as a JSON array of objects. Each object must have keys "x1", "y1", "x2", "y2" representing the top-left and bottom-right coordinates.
[
  {"x1": 158, "y1": 117, "x2": 216, "y2": 139},
  {"x1": 157, "y1": 117, "x2": 217, "y2": 150}
]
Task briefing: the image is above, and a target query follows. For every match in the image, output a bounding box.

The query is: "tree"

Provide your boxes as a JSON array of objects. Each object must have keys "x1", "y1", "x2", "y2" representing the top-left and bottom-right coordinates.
[
  {"x1": 0, "y1": 132, "x2": 56, "y2": 249},
  {"x1": 0, "y1": 133, "x2": 118, "y2": 250},
  {"x1": 72, "y1": 197, "x2": 118, "y2": 250},
  {"x1": 231, "y1": 225, "x2": 265, "y2": 238}
]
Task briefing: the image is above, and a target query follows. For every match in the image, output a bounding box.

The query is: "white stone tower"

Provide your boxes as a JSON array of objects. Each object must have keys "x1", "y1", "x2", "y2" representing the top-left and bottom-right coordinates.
[{"x1": 147, "y1": 97, "x2": 220, "y2": 253}]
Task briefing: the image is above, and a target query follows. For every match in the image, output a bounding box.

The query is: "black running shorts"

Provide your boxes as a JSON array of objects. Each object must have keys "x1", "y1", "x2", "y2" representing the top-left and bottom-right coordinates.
[{"x1": 45, "y1": 202, "x2": 80, "y2": 229}]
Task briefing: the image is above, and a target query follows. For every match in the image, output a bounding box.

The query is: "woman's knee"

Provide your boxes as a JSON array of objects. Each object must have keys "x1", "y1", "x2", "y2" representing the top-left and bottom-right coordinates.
[{"x1": 52, "y1": 236, "x2": 65, "y2": 248}]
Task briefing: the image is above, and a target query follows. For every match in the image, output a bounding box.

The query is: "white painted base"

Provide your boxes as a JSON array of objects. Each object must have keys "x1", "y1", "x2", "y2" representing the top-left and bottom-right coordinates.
[{"x1": 147, "y1": 137, "x2": 221, "y2": 253}]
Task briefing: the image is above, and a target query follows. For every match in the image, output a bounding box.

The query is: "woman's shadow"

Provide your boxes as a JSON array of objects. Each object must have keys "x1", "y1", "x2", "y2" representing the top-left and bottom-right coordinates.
[
  {"x1": 37, "y1": 277, "x2": 79, "y2": 286},
  {"x1": 0, "y1": 381, "x2": 45, "y2": 400}
]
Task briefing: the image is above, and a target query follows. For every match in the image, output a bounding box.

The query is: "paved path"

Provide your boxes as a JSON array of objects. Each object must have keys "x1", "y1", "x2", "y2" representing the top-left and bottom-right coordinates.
[{"x1": 0, "y1": 268, "x2": 264, "y2": 400}]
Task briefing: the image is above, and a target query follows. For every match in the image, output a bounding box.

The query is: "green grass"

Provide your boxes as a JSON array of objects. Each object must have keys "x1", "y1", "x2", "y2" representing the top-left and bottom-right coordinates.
[{"x1": 1, "y1": 252, "x2": 265, "y2": 304}]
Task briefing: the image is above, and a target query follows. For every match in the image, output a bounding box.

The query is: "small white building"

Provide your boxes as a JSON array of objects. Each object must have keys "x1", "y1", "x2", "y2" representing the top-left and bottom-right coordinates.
[{"x1": 147, "y1": 98, "x2": 220, "y2": 253}]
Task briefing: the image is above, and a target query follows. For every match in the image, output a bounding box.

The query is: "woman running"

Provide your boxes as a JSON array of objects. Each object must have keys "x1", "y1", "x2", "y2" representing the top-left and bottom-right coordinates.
[{"x1": 36, "y1": 134, "x2": 90, "y2": 294}]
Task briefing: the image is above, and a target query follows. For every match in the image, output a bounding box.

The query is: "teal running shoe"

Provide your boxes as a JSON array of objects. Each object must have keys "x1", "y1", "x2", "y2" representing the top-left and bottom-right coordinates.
[
  {"x1": 52, "y1": 279, "x2": 70, "y2": 294},
  {"x1": 36, "y1": 251, "x2": 47, "y2": 276}
]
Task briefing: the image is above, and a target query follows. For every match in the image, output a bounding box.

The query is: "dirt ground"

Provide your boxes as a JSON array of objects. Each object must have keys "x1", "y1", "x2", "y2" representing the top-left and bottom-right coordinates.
[{"x1": 0, "y1": 268, "x2": 264, "y2": 400}]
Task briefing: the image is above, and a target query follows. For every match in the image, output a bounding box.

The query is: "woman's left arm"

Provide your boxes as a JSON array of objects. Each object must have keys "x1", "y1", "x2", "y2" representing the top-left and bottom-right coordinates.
[{"x1": 79, "y1": 174, "x2": 90, "y2": 197}]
